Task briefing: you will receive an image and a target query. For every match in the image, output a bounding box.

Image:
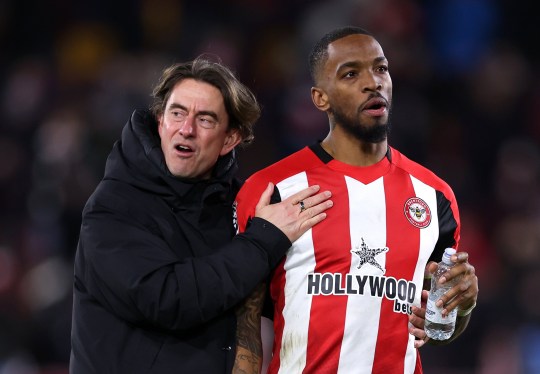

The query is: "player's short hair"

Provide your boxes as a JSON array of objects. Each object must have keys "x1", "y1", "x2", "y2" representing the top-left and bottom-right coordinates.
[{"x1": 308, "y1": 26, "x2": 372, "y2": 84}]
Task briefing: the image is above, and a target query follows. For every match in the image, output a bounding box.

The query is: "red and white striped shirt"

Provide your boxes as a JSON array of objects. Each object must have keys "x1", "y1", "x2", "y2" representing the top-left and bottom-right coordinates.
[{"x1": 235, "y1": 144, "x2": 460, "y2": 374}]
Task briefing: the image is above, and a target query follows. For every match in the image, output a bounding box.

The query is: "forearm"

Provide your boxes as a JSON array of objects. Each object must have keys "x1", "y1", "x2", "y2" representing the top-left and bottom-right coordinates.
[
  {"x1": 233, "y1": 347, "x2": 261, "y2": 374},
  {"x1": 232, "y1": 283, "x2": 266, "y2": 374},
  {"x1": 452, "y1": 313, "x2": 471, "y2": 339}
]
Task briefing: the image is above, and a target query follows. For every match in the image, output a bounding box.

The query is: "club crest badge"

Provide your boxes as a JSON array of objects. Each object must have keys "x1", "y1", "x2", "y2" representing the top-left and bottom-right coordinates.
[{"x1": 404, "y1": 197, "x2": 431, "y2": 229}]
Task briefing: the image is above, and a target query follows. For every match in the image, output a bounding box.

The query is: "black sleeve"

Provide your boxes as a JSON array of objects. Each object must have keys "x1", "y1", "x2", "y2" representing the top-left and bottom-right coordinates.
[
  {"x1": 261, "y1": 280, "x2": 274, "y2": 320},
  {"x1": 430, "y1": 190, "x2": 459, "y2": 262},
  {"x1": 77, "y1": 203, "x2": 291, "y2": 332}
]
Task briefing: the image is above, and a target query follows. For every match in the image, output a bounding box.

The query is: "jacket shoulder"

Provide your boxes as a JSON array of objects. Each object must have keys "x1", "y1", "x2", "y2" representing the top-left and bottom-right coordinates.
[{"x1": 83, "y1": 179, "x2": 158, "y2": 221}]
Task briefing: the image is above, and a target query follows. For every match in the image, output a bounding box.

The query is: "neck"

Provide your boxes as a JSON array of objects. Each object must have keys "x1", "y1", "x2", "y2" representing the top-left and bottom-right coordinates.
[{"x1": 320, "y1": 129, "x2": 388, "y2": 167}]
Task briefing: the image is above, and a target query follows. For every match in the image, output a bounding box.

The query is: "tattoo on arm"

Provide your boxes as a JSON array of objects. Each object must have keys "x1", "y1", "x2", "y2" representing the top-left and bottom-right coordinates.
[{"x1": 232, "y1": 283, "x2": 266, "y2": 374}]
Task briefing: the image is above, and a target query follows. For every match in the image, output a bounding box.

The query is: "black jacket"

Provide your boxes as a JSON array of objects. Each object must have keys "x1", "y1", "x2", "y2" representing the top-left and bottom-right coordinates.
[{"x1": 70, "y1": 109, "x2": 290, "y2": 373}]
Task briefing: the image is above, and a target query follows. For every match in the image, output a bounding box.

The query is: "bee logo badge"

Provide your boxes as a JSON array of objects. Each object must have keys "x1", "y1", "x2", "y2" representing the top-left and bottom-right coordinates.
[{"x1": 404, "y1": 197, "x2": 431, "y2": 229}]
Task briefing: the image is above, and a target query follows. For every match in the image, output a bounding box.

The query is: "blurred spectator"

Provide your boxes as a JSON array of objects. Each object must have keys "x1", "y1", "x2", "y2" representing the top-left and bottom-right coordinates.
[{"x1": 0, "y1": 0, "x2": 538, "y2": 372}]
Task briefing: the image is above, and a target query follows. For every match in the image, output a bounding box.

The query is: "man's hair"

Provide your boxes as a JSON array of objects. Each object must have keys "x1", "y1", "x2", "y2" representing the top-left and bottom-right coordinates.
[
  {"x1": 308, "y1": 26, "x2": 372, "y2": 84},
  {"x1": 150, "y1": 56, "x2": 260, "y2": 145}
]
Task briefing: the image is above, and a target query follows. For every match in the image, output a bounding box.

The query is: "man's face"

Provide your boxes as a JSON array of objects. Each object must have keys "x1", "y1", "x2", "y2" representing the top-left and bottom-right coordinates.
[
  {"x1": 314, "y1": 33, "x2": 393, "y2": 143},
  {"x1": 158, "y1": 78, "x2": 240, "y2": 180}
]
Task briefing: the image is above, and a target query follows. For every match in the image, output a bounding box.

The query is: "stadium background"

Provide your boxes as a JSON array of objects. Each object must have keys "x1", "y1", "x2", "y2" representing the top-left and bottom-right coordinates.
[{"x1": 0, "y1": 0, "x2": 539, "y2": 372}]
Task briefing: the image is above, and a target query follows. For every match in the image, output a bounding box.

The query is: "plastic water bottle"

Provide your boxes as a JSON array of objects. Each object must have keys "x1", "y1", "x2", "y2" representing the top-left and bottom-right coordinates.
[{"x1": 425, "y1": 248, "x2": 460, "y2": 340}]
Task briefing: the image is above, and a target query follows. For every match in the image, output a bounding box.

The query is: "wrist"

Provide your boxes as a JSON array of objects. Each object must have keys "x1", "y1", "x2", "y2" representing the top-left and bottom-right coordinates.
[{"x1": 457, "y1": 301, "x2": 476, "y2": 317}]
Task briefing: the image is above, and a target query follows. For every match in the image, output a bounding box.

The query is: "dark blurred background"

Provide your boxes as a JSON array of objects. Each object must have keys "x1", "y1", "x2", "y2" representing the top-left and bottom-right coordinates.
[{"x1": 0, "y1": 0, "x2": 539, "y2": 373}]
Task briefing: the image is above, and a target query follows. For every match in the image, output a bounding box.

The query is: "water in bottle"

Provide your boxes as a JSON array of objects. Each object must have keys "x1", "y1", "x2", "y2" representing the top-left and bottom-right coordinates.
[{"x1": 425, "y1": 248, "x2": 460, "y2": 340}]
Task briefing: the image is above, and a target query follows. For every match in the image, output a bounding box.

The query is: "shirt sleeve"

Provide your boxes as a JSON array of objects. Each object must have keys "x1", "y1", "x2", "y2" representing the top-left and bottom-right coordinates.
[{"x1": 430, "y1": 188, "x2": 460, "y2": 262}]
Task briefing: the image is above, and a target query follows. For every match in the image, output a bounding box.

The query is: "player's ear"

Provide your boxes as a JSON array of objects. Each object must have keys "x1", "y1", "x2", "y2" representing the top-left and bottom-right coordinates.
[{"x1": 311, "y1": 87, "x2": 329, "y2": 112}]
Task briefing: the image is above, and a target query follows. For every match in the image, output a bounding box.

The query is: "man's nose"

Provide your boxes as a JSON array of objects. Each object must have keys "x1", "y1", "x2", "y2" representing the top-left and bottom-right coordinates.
[
  {"x1": 178, "y1": 115, "x2": 196, "y2": 136},
  {"x1": 362, "y1": 74, "x2": 382, "y2": 92}
]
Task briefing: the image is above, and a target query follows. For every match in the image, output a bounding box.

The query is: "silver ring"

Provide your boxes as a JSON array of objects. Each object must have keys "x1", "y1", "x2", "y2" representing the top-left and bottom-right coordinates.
[{"x1": 299, "y1": 200, "x2": 306, "y2": 213}]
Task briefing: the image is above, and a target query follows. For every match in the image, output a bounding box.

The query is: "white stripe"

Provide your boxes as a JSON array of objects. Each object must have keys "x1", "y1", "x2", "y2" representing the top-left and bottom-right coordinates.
[
  {"x1": 403, "y1": 176, "x2": 440, "y2": 373},
  {"x1": 337, "y1": 176, "x2": 387, "y2": 373},
  {"x1": 276, "y1": 173, "x2": 313, "y2": 374}
]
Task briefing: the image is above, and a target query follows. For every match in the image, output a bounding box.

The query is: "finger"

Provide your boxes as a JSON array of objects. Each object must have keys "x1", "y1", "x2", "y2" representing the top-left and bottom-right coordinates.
[
  {"x1": 299, "y1": 209, "x2": 329, "y2": 231},
  {"x1": 301, "y1": 191, "x2": 333, "y2": 211},
  {"x1": 410, "y1": 305, "x2": 426, "y2": 321},
  {"x1": 285, "y1": 185, "x2": 321, "y2": 205},
  {"x1": 409, "y1": 307, "x2": 425, "y2": 329},
  {"x1": 436, "y1": 278, "x2": 467, "y2": 307},
  {"x1": 421, "y1": 289, "x2": 429, "y2": 303},
  {"x1": 408, "y1": 321, "x2": 429, "y2": 348},
  {"x1": 439, "y1": 262, "x2": 475, "y2": 284},
  {"x1": 437, "y1": 285, "x2": 461, "y2": 307},
  {"x1": 255, "y1": 182, "x2": 274, "y2": 211},
  {"x1": 425, "y1": 262, "x2": 438, "y2": 277},
  {"x1": 453, "y1": 251, "x2": 469, "y2": 263},
  {"x1": 439, "y1": 276, "x2": 477, "y2": 315},
  {"x1": 408, "y1": 322, "x2": 423, "y2": 337},
  {"x1": 442, "y1": 281, "x2": 477, "y2": 315},
  {"x1": 442, "y1": 295, "x2": 472, "y2": 316},
  {"x1": 414, "y1": 336, "x2": 430, "y2": 349},
  {"x1": 301, "y1": 196, "x2": 333, "y2": 219}
]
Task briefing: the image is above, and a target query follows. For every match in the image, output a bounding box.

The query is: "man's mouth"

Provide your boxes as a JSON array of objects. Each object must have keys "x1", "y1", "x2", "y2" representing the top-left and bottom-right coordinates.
[
  {"x1": 362, "y1": 97, "x2": 388, "y2": 116},
  {"x1": 175, "y1": 144, "x2": 194, "y2": 153}
]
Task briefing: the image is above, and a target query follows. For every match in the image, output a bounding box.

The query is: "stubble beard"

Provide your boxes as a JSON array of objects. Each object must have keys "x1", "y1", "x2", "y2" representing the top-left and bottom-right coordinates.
[{"x1": 333, "y1": 107, "x2": 392, "y2": 144}]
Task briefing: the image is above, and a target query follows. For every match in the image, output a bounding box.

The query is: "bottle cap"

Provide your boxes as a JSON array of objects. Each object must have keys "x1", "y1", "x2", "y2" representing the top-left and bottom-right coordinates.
[
  {"x1": 442, "y1": 248, "x2": 456, "y2": 264},
  {"x1": 445, "y1": 248, "x2": 456, "y2": 256}
]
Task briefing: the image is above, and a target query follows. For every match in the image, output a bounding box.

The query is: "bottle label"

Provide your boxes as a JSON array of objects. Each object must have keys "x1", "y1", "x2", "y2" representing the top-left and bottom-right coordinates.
[{"x1": 426, "y1": 299, "x2": 452, "y2": 323}]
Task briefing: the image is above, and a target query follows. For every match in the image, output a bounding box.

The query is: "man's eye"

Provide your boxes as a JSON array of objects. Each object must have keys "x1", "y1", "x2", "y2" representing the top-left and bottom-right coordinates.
[
  {"x1": 170, "y1": 111, "x2": 186, "y2": 120},
  {"x1": 344, "y1": 71, "x2": 357, "y2": 78},
  {"x1": 198, "y1": 117, "x2": 217, "y2": 129}
]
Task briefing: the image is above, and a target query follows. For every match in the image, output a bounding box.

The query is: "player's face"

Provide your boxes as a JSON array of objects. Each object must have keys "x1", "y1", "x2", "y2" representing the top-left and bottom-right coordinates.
[
  {"x1": 158, "y1": 78, "x2": 240, "y2": 180},
  {"x1": 314, "y1": 34, "x2": 393, "y2": 143}
]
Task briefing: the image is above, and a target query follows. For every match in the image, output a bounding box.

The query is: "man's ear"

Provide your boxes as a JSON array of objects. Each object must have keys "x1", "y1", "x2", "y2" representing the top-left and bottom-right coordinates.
[
  {"x1": 157, "y1": 113, "x2": 164, "y2": 137},
  {"x1": 220, "y1": 130, "x2": 242, "y2": 156},
  {"x1": 311, "y1": 87, "x2": 329, "y2": 112}
]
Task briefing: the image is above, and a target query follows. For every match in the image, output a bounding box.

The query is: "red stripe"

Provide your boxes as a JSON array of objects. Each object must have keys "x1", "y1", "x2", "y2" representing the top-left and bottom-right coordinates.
[
  {"x1": 372, "y1": 168, "x2": 421, "y2": 373},
  {"x1": 303, "y1": 170, "x2": 351, "y2": 373},
  {"x1": 268, "y1": 261, "x2": 286, "y2": 373}
]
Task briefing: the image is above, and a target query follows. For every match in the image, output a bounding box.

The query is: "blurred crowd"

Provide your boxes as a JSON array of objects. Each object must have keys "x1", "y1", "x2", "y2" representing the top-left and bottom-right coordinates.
[{"x1": 0, "y1": 0, "x2": 539, "y2": 373}]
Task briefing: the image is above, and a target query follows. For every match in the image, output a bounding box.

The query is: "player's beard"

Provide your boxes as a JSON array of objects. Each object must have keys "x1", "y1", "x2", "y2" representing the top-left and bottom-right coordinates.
[{"x1": 333, "y1": 106, "x2": 391, "y2": 144}]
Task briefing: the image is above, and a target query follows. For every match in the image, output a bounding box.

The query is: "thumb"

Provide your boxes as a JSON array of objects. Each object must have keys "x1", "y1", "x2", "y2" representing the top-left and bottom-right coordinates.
[
  {"x1": 425, "y1": 261, "x2": 438, "y2": 276},
  {"x1": 255, "y1": 182, "x2": 274, "y2": 210}
]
